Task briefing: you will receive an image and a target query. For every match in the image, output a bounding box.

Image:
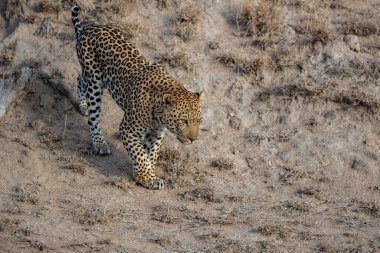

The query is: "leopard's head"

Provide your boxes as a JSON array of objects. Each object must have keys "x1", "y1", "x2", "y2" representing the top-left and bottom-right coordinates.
[{"x1": 162, "y1": 91, "x2": 202, "y2": 144}]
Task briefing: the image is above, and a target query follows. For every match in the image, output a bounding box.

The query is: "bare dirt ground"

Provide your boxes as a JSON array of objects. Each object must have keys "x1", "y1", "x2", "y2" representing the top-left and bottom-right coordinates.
[{"x1": 0, "y1": 0, "x2": 379, "y2": 252}]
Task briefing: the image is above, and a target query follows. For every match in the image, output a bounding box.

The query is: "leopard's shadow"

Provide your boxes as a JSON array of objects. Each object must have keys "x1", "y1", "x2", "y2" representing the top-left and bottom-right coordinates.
[{"x1": 65, "y1": 102, "x2": 134, "y2": 181}]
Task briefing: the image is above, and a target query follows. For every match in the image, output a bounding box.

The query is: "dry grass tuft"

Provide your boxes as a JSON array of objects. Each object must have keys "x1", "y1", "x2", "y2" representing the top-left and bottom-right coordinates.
[
  {"x1": 19, "y1": 239, "x2": 46, "y2": 251},
  {"x1": 216, "y1": 54, "x2": 269, "y2": 75},
  {"x1": 358, "y1": 201, "x2": 379, "y2": 217},
  {"x1": 35, "y1": 0, "x2": 63, "y2": 14},
  {"x1": 213, "y1": 239, "x2": 257, "y2": 252},
  {"x1": 180, "y1": 177, "x2": 221, "y2": 203},
  {"x1": 39, "y1": 127, "x2": 63, "y2": 149},
  {"x1": 256, "y1": 224, "x2": 290, "y2": 238},
  {"x1": 62, "y1": 163, "x2": 86, "y2": 175},
  {"x1": 293, "y1": 15, "x2": 333, "y2": 45},
  {"x1": 114, "y1": 23, "x2": 143, "y2": 39},
  {"x1": 79, "y1": 204, "x2": 122, "y2": 225},
  {"x1": 211, "y1": 158, "x2": 234, "y2": 170},
  {"x1": 174, "y1": 4, "x2": 201, "y2": 41},
  {"x1": 328, "y1": 90, "x2": 379, "y2": 114},
  {"x1": 157, "y1": 147, "x2": 196, "y2": 188},
  {"x1": 151, "y1": 235, "x2": 171, "y2": 247},
  {"x1": 230, "y1": 0, "x2": 283, "y2": 39},
  {"x1": 0, "y1": 42, "x2": 16, "y2": 65},
  {"x1": 296, "y1": 186, "x2": 321, "y2": 198},
  {"x1": 103, "y1": 176, "x2": 131, "y2": 191},
  {"x1": 155, "y1": 52, "x2": 190, "y2": 70},
  {"x1": 95, "y1": 0, "x2": 136, "y2": 17},
  {"x1": 58, "y1": 156, "x2": 88, "y2": 175},
  {"x1": 0, "y1": 217, "x2": 21, "y2": 232},
  {"x1": 339, "y1": 20, "x2": 378, "y2": 36},
  {"x1": 151, "y1": 204, "x2": 184, "y2": 224},
  {"x1": 278, "y1": 166, "x2": 313, "y2": 185},
  {"x1": 277, "y1": 200, "x2": 310, "y2": 214},
  {"x1": 10, "y1": 184, "x2": 40, "y2": 205},
  {"x1": 199, "y1": 231, "x2": 220, "y2": 240}
]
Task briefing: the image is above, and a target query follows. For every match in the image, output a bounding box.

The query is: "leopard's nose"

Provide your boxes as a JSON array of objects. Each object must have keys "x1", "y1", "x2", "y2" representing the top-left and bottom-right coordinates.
[{"x1": 188, "y1": 135, "x2": 197, "y2": 143}]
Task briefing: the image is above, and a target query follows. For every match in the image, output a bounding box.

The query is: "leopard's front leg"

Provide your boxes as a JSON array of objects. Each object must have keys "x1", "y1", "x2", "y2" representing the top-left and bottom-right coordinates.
[
  {"x1": 143, "y1": 129, "x2": 166, "y2": 168},
  {"x1": 120, "y1": 119, "x2": 164, "y2": 190}
]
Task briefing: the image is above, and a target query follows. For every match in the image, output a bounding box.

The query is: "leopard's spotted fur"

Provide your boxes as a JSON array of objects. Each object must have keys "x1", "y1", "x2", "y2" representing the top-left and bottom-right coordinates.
[{"x1": 71, "y1": 2, "x2": 202, "y2": 189}]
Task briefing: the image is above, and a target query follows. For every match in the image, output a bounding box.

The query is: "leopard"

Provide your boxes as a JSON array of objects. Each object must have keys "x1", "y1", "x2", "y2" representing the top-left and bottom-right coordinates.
[{"x1": 71, "y1": 2, "x2": 202, "y2": 190}]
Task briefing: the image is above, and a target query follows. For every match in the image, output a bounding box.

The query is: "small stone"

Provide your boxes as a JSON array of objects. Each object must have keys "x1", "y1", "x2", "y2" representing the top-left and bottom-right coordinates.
[
  {"x1": 229, "y1": 115, "x2": 241, "y2": 130},
  {"x1": 343, "y1": 35, "x2": 360, "y2": 52},
  {"x1": 208, "y1": 41, "x2": 220, "y2": 50}
]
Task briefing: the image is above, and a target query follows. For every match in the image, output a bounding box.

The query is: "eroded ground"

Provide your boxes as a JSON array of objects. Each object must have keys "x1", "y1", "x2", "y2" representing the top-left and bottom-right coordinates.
[{"x1": 0, "y1": 0, "x2": 379, "y2": 252}]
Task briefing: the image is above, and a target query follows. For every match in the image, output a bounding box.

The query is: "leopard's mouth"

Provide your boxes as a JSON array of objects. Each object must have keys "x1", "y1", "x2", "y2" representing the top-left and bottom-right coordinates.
[{"x1": 177, "y1": 136, "x2": 192, "y2": 145}]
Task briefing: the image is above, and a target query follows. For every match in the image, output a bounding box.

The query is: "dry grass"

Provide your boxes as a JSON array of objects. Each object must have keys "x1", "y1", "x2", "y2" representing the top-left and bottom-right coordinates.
[
  {"x1": 155, "y1": 52, "x2": 190, "y2": 70},
  {"x1": 157, "y1": 147, "x2": 196, "y2": 188},
  {"x1": 256, "y1": 224, "x2": 290, "y2": 238},
  {"x1": 0, "y1": 217, "x2": 21, "y2": 232},
  {"x1": 293, "y1": 15, "x2": 333, "y2": 45},
  {"x1": 216, "y1": 54, "x2": 269, "y2": 75},
  {"x1": 211, "y1": 158, "x2": 234, "y2": 170},
  {"x1": 58, "y1": 155, "x2": 88, "y2": 175},
  {"x1": 39, "y1": 127, "x2": 63, "y2": 149},
  {"x1": 10, "y1": 184, "x2": 40, "y2": 205},
  {"x1": 103, "y1": 176, "x2": 131, "y2": 191},
  {"x1": 358, "y1": 201, "x2": 379, "y2": 217},
  {"x1": 77, "y1": 202, "x2": 125, "y2": 225},
  {"x1": 339, "y1": 20, "x2": 378, "y2": 36},
  {"x1": 0, "y1": 42, "x2": 16, "y2": 65},
  {"x1": 35, "y1": 0, "x2": 63, "y2": 14},
  {"x1": 95, "y1": 0, "x2": 136, "y2": 17},
  {"x1": 62, "y1": 163, "x2": 86, "y2": 175},
  {"x1": 114, "y1": 23, "x2": 143, "y2": 39},
  {"x1": 230, "y1": 0, "x2": 283, "y2": 40},
  {"x1": 151, "y1": 235, "x2": 171, "y2": 247},
  {"x1": 278, "y1": 166, "x2": 314, "y2": 185},
  {"x1": 151, "y1": 204, "x2": 184, "y2": 224},
  {"x1": 276, "y1": 200, "x2": 310, "y2": 215},
  {"x1": 295, "y1": 186, "x2": 321, "y2": 198},
  {"x1": 180, "y1": 176, "x2": 221, "y2": 203},
  {"x1": 173, "y1": 4, "x2": 201, "y2": 41},
  {"x1": 328, "y1": 90, "x2": 379, "y2": 114}
]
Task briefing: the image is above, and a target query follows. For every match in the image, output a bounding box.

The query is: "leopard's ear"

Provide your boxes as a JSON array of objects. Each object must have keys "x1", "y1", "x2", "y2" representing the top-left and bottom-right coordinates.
[
  {"x1": 163, "y1": 94, "x2": 176, "y2": 109},
  {"x1": 194, "y1": 91, "x2": 202, "y2": 98}
]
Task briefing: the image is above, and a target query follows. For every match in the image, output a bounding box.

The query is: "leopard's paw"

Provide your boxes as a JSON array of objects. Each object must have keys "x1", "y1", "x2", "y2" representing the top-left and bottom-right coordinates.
[{"x1": 92, "y1": 138, "x2": 111, "y2": 155}]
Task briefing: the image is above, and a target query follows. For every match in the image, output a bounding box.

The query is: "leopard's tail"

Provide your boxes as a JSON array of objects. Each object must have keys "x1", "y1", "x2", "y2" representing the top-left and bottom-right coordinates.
[{"x1": 71, "y1": 2, "x2": 82, "y2": 38}]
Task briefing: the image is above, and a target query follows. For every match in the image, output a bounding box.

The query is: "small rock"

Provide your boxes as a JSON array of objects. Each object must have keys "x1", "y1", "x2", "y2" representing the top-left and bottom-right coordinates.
[
  {"x1": 208, "y1": 41, "x2": 220, "y2": 50},
  {"x1": 30, "y1": 119, "x2": 47, "y2": 131},
  {"x1": 229, "y1": 115, "x2": 241, "y2": 130},
  {"x1": 343, "y1": 35, "x2": 360, "y2": 52}
]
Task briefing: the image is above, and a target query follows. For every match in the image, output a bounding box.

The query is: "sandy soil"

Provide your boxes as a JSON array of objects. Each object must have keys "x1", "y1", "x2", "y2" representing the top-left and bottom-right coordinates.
[{"x1": 0, "y1": 0, "x2": 379, "y2": 252}]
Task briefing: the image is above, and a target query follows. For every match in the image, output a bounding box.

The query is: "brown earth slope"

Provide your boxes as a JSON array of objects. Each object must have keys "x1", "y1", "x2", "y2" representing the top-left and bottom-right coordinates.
[{"x1": 0, "y1": 0, "x2": 379, "y2": 252}]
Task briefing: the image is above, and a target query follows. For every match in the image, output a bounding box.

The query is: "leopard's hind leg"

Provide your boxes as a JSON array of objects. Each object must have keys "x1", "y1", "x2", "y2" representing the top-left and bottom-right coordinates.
[
  {"x1": 81, "y1": 71, "x2": 111, "y2": 155},
  {"x1": 77, "y1": 75, "x2": 89, "y2": 116}
]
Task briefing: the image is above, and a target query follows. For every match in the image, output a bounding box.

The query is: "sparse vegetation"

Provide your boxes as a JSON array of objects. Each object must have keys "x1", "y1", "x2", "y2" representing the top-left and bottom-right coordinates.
[
  {"x1": 95, "y1": 0, "x2": 136, "y2": 17},
  {"x1": 293, "y1": 15, "x2": 333, "y2": 45},
  {"x1": 173, "y1": 4, "x2": 201, "y2": 41},
  {"x1": 216, "y1": 54, "x2": 269, "y2": 75},
  {"x1": 0, "y1": 0, "x2": 379, "y2": 252},
  {"x1": 103, "y1": 176, "x2": 131, "y2": 191},
  {"x1": 211, "y1": 158, "x2": 234, "y2": 170},
  {"x1": 181, "y1": 185, "x2": 219, "y2": 202},
  {"x1": 10, "y1": 184, "x2": 40, "y2": 204},
  {"x1": 0, "y1": 42, "x2": 16, "y2": 65},
  {"x1": 155, "y1": 52, "x2": 190, "y2": 70},
  {"x1": 35, "y1": 0, "x2": 63, "y2": 14},
  {"x1": 339, "y1": 20, "x2": 378, "y2": 36},
  {"x1": 230, "y1": 0, "x2": 283, "y2": 41}
]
